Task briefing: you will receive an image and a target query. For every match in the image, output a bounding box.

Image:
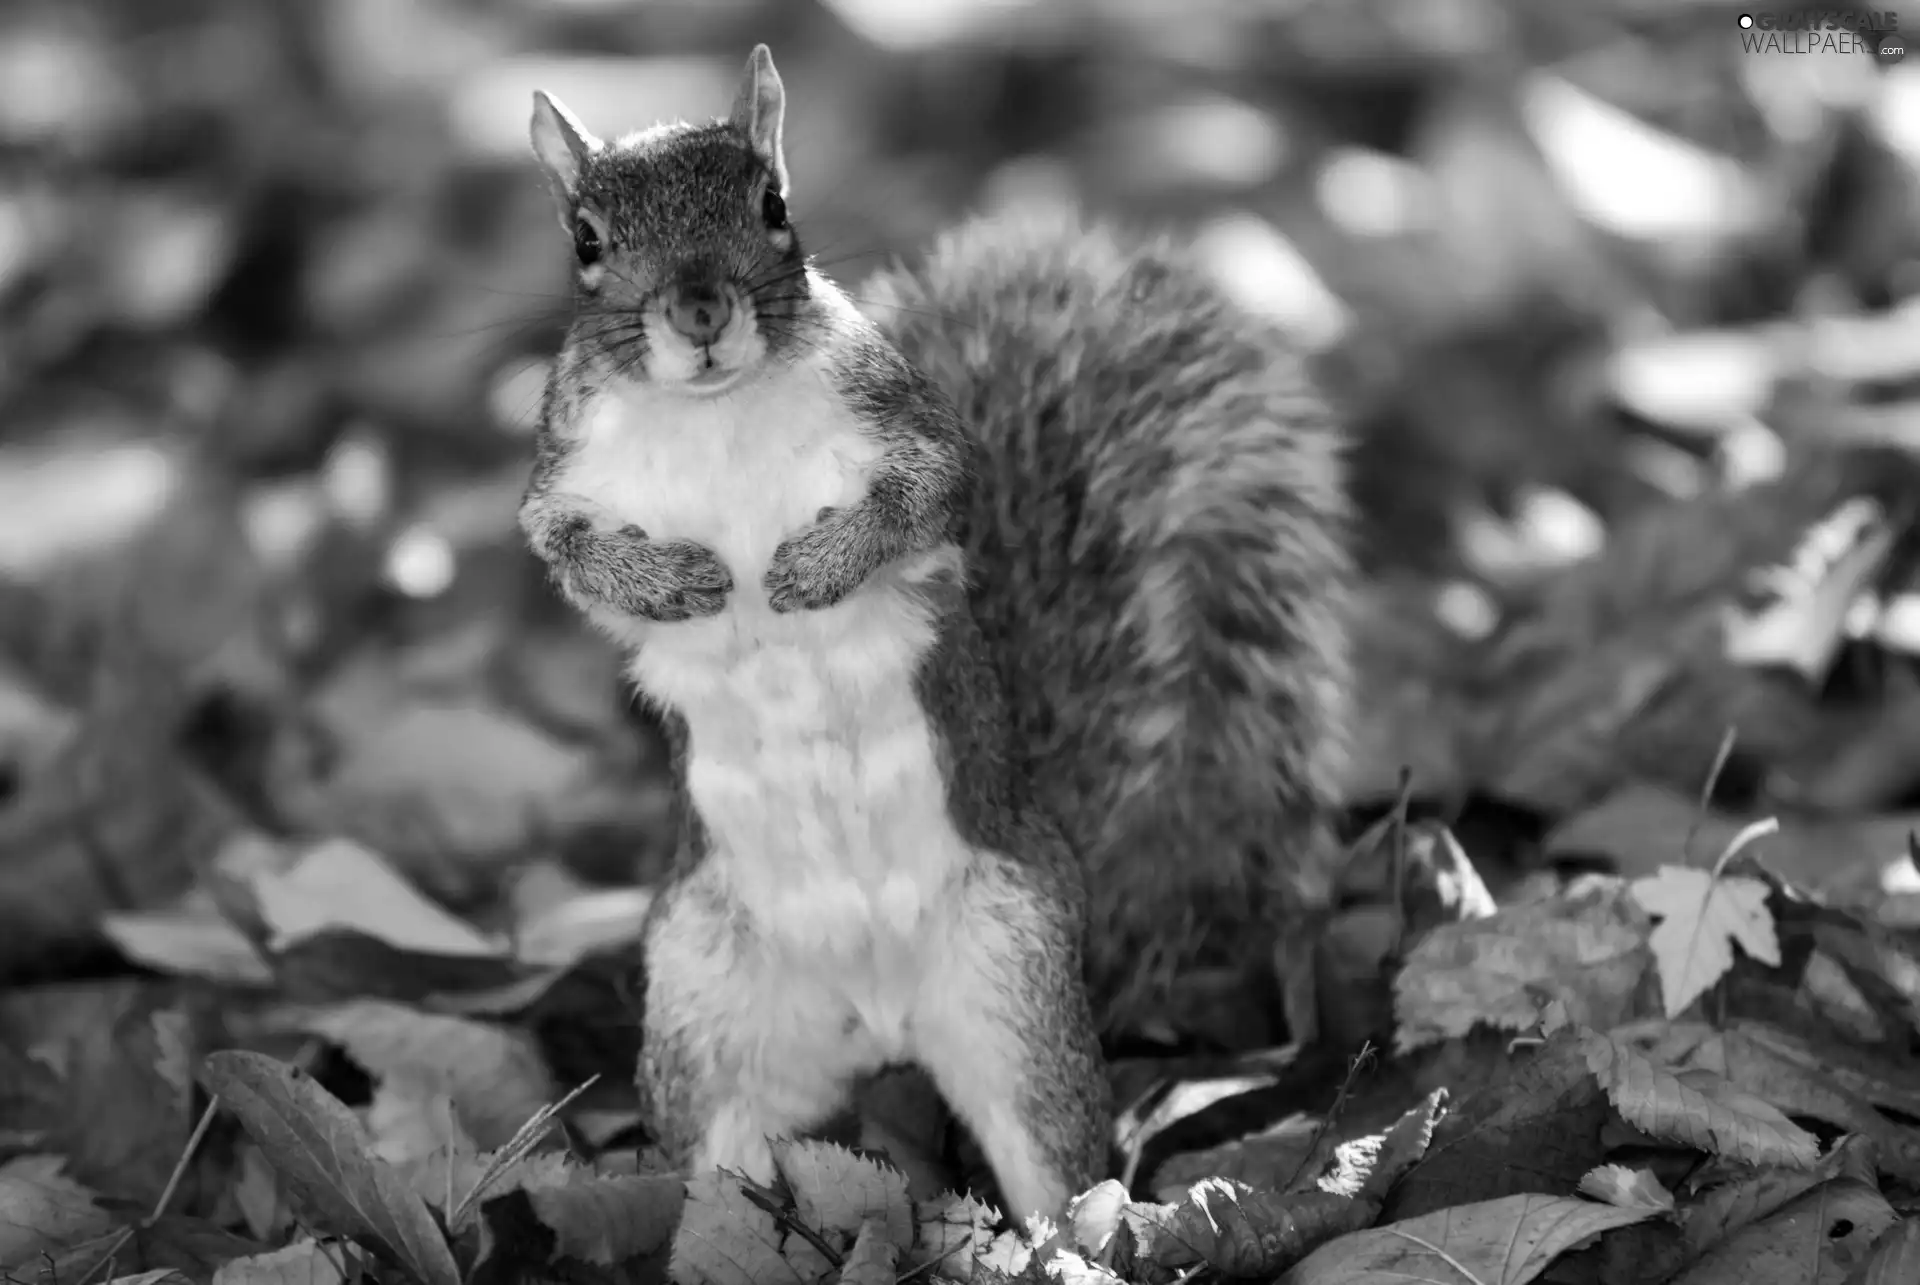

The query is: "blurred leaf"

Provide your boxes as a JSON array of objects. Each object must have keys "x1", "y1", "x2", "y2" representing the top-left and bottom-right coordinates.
[
  {"x1": 248, "y1": 837, "x2": 507, "y2": 959},
  {"x1": 51, "y1": 1003, "x2": 198, "y2": 1206},
  {"x1": 262, "y1": 999, "x2": 555, "y2": 1148},
  {"x1": 0, "y1": 1156, "x2": 115, "y2": 1269}
]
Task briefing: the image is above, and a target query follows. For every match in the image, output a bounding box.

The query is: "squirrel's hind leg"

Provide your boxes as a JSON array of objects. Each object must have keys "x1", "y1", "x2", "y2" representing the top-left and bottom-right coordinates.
[
  {"x1": 638, "y1": 879, "x2": 879, "y2": 1183},
  {"x1": 911, "y1": 858, "x2": 1110, "y2": 1227}
]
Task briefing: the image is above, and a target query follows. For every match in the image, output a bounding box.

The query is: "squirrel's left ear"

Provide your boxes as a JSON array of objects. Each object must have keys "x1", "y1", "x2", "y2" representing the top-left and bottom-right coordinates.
[
  {"x1": 530, "y1": 91, "x2": 602, "y2": 222},
  {"x1": 728, "y1": 44, "x2": 788, "y2": 195}
]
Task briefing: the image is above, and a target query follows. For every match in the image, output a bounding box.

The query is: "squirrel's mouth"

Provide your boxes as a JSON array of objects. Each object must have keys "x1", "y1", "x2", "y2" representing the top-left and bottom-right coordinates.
[{"x1": 685, "y1": 363, "x2": 743, "y2": 390}]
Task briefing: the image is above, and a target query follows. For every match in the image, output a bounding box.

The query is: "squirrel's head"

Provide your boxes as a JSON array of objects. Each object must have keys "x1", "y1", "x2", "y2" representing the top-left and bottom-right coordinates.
[{"x1": 529, "y1": 45, "x2": 807, "y2": 396}]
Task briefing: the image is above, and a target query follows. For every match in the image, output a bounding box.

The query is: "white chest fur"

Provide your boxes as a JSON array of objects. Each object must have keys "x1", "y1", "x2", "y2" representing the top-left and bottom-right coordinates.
[{"x1": 550, "y1": 365, "x2": 979, "y2": 1043}]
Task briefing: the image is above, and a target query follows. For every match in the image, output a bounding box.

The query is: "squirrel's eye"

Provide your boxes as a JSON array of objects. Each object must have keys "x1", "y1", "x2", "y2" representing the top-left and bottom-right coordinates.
[
  {"x1": 762, "y1": 189, "x2": 788, "y2": 231},
  {"x1": 573, "y1": 218, "x2": 601, "y2": 266}
]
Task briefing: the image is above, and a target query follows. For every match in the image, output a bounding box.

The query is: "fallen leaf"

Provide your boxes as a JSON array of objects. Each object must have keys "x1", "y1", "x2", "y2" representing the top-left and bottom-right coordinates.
[
  {"x1": 1584, "y1": 1030, "x2": 1819, "y2": 1169},
  {"x1": 265, "y1": 999, "x2": 555, "y2": 1148},
  {"x1": 1578, "y1": 1164, "x2": 1676, "y2": 1212},
  {"x1": 521, "y1": 1173, "x2": 683, "y2": 1266},
  {"x1": 1279, "y1": 1191, "x2": 1654, "y2": 1284},
  {"x1": 210, "y1": 1240, "x2": 353, "y2": 1285},
  {"x1": 1631, "y1": 864, "x2": 1780, "y2": 1018},
  {"x1": 1394, "y1": 878, "x2": 1652, "y2": 1052},
  {"x1": 1675, "y1": 1178, "x2": 1892, "y2": 1283},
  {"x1": 909, "y1": 1192, "x2": 1003, "y2": 1282},
  {"x1": 198, "y1": 1050, "x2": 461, "y2": 1285},
  {"x1": 0, "y1": 1156, "x2": 115, "y2": 1269},
  {"x1": 511, "y1": 886, "x2": 653, "y2": 968},
  {"x1": 1384, "y1": 1030, "x2": 1613, "y2": 1222},
  {"x1": 772, "y1": 1139, "x2": 913, "y2": 1253},
  {"x1": 100, "y1": 891, "x2": 274, "y2": 988},
  {"x1": 1850, "y1": 1217, "x2": 1920, "y2": 1285},
  {"x1": 838, "y1": 1218, "x2": 900, "y2": 1285},
  {"x1": 248, "y1": 838, "x2": 507, "y2": 958},
  {"x1": 311, "y1": 699, "x2": 594, "y2": 865},
  {"x1": 52, "y1": 1004, "x2": 197, "y2": 1206},
  {"x1": 668, "y1": 1171, "x2": 806, "y2": 1285}
]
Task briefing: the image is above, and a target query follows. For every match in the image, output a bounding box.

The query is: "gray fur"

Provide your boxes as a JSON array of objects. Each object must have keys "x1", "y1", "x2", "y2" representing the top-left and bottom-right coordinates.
[
  {"x1": 764, "y1": 331, "x2": 972, "y2": 611},
  {"x1": 861, "y1": 209, "x2": 1354, "y2": 1035},
  {"x1": 527, "y1": 52, "x2": 1352, "y2": 1212}
]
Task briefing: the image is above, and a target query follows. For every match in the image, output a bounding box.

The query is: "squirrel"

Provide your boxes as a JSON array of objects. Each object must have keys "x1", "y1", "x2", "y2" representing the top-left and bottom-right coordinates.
[{"x1": 517, "y1": 46, "x2": 1353, "y2": 1226}]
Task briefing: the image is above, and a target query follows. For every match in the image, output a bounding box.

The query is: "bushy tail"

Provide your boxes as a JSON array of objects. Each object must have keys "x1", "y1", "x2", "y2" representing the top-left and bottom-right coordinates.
[{"x1": 862, "y1": 208, "x2": 1355, "y2": 1036}]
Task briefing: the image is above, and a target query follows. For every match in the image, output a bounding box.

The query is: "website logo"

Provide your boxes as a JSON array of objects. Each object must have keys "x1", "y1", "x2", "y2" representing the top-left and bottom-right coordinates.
[{"x1": 1738, "y1": 10, "x2": 1906, "y2": 61}]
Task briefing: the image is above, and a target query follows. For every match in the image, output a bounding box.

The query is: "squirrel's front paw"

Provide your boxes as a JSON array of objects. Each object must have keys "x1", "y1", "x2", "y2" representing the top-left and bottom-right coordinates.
[
  {"x1": 636, "y1": 537, "x2": 734, "y2": 622},
  {"x1": 764, "y1": 508, "x2": 867, "y2": 613},
  {"x1": 561, "y1": 522, "x2": 733, "y2": 622}
]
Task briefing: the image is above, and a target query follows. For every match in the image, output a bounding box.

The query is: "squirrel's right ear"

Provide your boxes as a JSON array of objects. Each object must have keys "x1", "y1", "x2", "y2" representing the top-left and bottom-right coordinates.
[
  {"x1": 728, "y1": 44, "x2": 788, "y2": 195},
  {"x1": 530, "y1": 91, "x2": 601, "y2": 218}
]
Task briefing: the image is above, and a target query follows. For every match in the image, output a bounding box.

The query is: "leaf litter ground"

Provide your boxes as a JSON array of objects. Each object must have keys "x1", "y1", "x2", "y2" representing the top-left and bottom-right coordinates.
[{"x1": 9, "y1": 1, "x2": 1920, "y2": 1283}]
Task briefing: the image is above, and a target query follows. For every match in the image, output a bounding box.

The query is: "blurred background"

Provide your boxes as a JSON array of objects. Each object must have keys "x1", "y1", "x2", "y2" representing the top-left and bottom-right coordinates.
[{"x1": 4, "y1": 0, "x2": 1920, "y2": 992}]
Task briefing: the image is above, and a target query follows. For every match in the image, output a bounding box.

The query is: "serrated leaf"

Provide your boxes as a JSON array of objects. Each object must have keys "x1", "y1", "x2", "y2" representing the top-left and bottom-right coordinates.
[
  {"x1": 523, "y1": 1174, "x2": 683, "y2": 1266},
  {"x1": 912, "y1": 1192, "x2": 1003, "y2": 1282},
  {"x1": 1583, "y1": 1031, "x2": 1818, "y2": 1169},
  {"x1": 269, "y1": 999, "x2": 554, "y2": 1148},
  {"x1": 771, "y1": 1138, "x2": 912, "y2": 1251},
  {"x1": 105, "y1": 1272, "x2": 188, "y2": 1285},
  {"x1": 199, "y1": 1050, "x2": 461, "y2": 1285},
  {"x1": 668, "y1": 1171, "x2": 806, "y2": 1285},
  {"x1": 1278, "y1": 1192, "x2": 1654, "y2": 1284},
  {"x1": 210, "y1": 1240, "x2": 351, "y2": 1285},
  {"x1": 0, "y1": 1156, "x2": 115, "y2": 1269},
  {"x1": 1631, "y1": 865, "x2": 1779, "y2": 1018}
]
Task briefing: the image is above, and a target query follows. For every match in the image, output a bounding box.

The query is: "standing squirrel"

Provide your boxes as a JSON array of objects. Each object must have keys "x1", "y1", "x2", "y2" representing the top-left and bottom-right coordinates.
[{"x1": 518, "y1": 46, "x2": 1352, "y2": 1225}]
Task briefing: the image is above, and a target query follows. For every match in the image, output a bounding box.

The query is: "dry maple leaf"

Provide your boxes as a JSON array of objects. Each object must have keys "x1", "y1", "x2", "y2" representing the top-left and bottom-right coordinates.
[{"x1": 1630, "y1": 863, "x2": 1779, "y2": 1018}]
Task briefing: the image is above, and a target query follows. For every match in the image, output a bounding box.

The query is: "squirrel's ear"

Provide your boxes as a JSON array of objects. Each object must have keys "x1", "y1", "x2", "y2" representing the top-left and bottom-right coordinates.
[
  {"x1": 530, "y1": 91, "x2": 601, "y2": 216},
  {"x1": 728, "y1": 44, "x2": 788, "y2": 195}
]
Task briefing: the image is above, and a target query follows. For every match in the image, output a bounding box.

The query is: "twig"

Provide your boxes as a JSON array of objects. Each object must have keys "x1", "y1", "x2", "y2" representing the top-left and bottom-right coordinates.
[
  {"x1": 1387, "y1": 767, "x2": 1414, "y2": 958},
  {"x1": 896, "y1": 1233, "x2": 974, "y2": 1282},
  {"x1": 1282, "y1": 1041, "x2": 1374, "y2": 1194},
  {"x1": 1682, "y1": 726, "x2": 1737, "y2": 865},
  {"x1": 75, "y1": 1097, "x2": 220, "y2": 1285},
  {"x1": 736, "y1": 1179, "x2": 844, "y2": 1270},
  {"x1": 1710, "y1": 817, "x2": 1780, "y2": 880}
]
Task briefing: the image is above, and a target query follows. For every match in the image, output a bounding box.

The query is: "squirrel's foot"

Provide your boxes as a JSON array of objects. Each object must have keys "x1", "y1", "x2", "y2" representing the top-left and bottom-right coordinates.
[
  {"x1": 764, "y1": 506, "x2": 874, "y2": 612},
  {"x1": 556, "y1": 518, "x2": 733, "y2": 622}
]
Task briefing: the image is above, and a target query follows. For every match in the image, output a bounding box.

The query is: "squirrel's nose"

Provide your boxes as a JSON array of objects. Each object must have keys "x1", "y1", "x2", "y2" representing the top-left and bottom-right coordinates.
[{"x1": 664, "y1": 282, "x2": 734, "y2": 346}]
